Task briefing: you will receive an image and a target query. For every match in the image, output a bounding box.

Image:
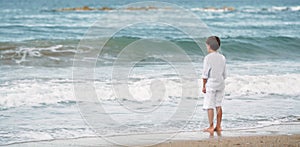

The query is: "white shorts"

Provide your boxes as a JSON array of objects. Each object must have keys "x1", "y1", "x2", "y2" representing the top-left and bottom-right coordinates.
[{"x1": 203, "y1": 89, "x2": 225, "y2": 110}]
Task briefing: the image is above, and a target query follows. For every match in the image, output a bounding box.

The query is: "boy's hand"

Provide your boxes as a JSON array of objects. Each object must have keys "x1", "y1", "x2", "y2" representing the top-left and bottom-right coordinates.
[{"x1": 202, "y1": 79, "x2": 207, "y2": 93}]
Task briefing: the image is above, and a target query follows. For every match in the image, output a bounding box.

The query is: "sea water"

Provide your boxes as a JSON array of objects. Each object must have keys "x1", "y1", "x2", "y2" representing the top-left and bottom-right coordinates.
[{"x1": 0, "y1": 0, "x2": 300, "y2": 145}]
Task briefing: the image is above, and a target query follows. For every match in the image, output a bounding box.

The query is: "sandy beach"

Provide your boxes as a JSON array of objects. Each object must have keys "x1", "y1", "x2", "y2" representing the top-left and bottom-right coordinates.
[{"x1": 153, "y1": 135, "x2": 300, "y2": 147}]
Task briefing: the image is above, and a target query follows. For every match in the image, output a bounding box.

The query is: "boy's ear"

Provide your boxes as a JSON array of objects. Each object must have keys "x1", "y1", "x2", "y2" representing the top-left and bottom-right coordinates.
[
  {"x1": 206, "y1": 44, "x2": 211, "y2": 50},
  {"x1": 206, "y1": 44, "x2": 209, "y2": 48}
]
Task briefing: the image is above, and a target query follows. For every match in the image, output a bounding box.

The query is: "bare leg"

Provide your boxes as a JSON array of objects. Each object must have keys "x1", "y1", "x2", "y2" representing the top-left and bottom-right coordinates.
[
  {"x1": 215, "y1": 106, "x2": 222, "y2": 131},
  {"x1": 204, "y1": 109, "x2": 214, "y2": 132}
]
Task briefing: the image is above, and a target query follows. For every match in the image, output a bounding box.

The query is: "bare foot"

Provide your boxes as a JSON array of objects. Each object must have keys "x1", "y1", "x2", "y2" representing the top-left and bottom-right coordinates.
[
  {"x1": 214, "y1": 127, "x2": 222, "y2": 132},
  {"x1": 216, "y1": 130, "x2": 222, "y2": 136},
  {"x1": 203, "y1": 127, "x2": 214, "y2": 132}
]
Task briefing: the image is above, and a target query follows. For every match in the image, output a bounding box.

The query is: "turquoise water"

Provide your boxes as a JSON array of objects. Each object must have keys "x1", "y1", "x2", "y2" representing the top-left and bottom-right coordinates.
[{"x1": 0, "y1": 0, "x2": 300, "y2": 145}]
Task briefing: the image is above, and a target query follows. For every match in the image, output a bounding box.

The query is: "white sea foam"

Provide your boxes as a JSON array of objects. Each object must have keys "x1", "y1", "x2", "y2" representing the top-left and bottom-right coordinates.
[
  {"x1": 191, "y1": 6, "x2": 300, "y2": 13},
  {"x1": 290, "y1": 6, "x2": 300, "y2": 11},
  {"x1": 190, "y1": 7, "x2": 234, "y2": 12},
  {"x1": 0, "y1": 74, "x2": 299, "y2": 108},
  {"x1": 0, "y1": 79, "x2": 75, "y2": 108},
  {"x1": 271, "y1": 6, "x2": 289, "y2": 11},
  {"x1": 226, "y1": 74, "x2": 300, "y2": 97},
  {"x1": 271, "y1": 6, "x2": 300, "y2": 12},
  {"x1": 235, "y1": 5, "x2": 300, "y2": 13},
  {"x1": 8, "y1": 45, "x2": 74, "y2": 64}
]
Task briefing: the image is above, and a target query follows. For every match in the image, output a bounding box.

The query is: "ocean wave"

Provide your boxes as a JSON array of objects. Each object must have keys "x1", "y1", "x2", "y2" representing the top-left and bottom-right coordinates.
[
  {"x1": 53, "y1": 5, "x2": 300, "y2": 13},
  {"x1": 1, "y1": 36, "x2": 300, "y2": 66},
  {"x1": 190, "y1": 7, "x2": 235, "y2": 12},
  {"x1": 221, "y1": 36, "x2": 300, "y2": 60},
  {"x1": 0, "y1": 73, "x2": 299, "y2": 109},
  {"x1": 191, "y1": 5, "x2": 300, "y2": 13},
  {"x1": 0, "y1": 42, "x2": 77, "y2": 66},
  {"x1": 226, "y1": 74, "x2": 300, "y2": 97},
  {"x1": 1, "y1": 127, "x2": 95, "y2": 146},
  {"x1": 290, "y1": 6, "x2": 300, "y2": 11},
  {"x1": 240, "y1": 6, "x2": 300, "y2": 13},
  {"x1": 0, "y1": 79, "x2": 75, "y2": 108},
  {"x1": 53, "y1": 6, "x2": 173, "y2": 12},
  {"x1": 269, "y1": 6, "x2": 300, "y2": 12}
]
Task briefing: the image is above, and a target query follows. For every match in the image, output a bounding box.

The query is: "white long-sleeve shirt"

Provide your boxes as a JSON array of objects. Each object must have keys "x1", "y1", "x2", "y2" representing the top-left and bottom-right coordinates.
[{"x1": 202, "y1": 52, "x2": 226, "y2": 90}]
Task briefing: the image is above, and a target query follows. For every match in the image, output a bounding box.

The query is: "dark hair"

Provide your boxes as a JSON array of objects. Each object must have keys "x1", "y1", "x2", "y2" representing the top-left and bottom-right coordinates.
[{"x1": 206, "y1": 36, "x2": 221, "y2": 50}]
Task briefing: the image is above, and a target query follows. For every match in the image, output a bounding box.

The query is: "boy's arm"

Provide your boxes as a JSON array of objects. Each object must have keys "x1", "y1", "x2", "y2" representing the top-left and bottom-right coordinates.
[
  {"x1": 202, "y1": 78, "x2": 207, "y2": 93},
  {"x1": 202, "y1": 57, "x2": 210, "y2": 93}
]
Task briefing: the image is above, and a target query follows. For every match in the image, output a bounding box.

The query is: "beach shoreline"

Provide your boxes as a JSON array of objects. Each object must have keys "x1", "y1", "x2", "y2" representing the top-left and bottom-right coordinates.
[{"x1": 4, "y1": 123, "x2": 300, "y2": 147}]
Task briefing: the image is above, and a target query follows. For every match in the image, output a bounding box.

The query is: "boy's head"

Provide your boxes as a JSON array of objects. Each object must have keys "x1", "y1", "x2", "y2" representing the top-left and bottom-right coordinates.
[{"x1": 206, "y1": 36, "x2": 221, "y2": 51}]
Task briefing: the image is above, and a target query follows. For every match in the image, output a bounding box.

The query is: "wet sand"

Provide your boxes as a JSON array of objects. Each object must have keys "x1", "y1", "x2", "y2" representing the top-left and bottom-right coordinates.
[
  {"x1": 152, "y1": 135, "x2": 300, "y2": 147},
  {"x1": 4, "y1": 123, "x2": 300, "y2": 147}
]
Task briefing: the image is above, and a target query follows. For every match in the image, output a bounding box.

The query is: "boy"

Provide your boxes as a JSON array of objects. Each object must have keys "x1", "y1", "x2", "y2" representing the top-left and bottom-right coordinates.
[{"x1": 202, "y1": 36, "x2": 226, "y2": 132}]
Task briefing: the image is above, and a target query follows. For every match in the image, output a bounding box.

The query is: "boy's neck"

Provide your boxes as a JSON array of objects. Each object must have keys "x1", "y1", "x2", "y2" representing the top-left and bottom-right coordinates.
[{"x1": 208, "y1": 49, "x2": 217, "y2": 53}]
